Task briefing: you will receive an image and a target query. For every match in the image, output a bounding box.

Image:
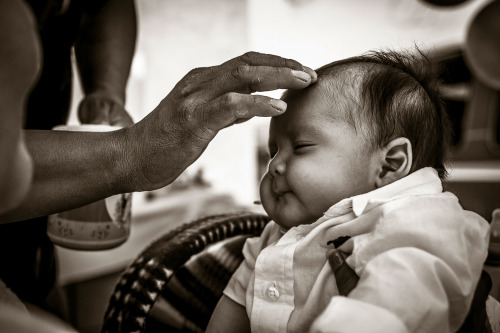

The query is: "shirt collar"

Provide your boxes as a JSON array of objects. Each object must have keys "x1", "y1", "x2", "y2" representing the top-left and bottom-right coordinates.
[{"x1": 323, "y1": 167, "x2": 443, "y2": 218}]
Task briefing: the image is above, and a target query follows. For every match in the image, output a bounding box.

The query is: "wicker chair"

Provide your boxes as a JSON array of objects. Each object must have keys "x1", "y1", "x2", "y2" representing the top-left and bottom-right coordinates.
[
  {"x1": 101, "y1": 211, "x2": 494, "y2": 333},
  {"x1": 101, "y1": 212, "x2": 270, "y2": 333}
]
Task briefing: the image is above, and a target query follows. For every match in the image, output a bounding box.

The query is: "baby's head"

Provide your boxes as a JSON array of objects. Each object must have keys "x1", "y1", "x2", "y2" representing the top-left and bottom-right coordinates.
[{"x1": 259, "y1": 49, "x2": 451, "y2": 229}]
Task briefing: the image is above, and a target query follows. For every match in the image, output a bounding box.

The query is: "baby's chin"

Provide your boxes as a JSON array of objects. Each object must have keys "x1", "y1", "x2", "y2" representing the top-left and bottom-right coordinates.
[
  {"x1": 262, "y1": 200, "x2": 320, "y2": 229},
  {"x1": 270, "y1": 213, "x2": 319, "y2": 230},
  {"x1": 261, "y1": 206, "x2": 295, "y2": 229}
]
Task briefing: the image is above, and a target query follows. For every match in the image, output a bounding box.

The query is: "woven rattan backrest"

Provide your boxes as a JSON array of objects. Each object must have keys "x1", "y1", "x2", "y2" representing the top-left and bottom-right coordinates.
[{"x1": 102, "y1": 212, "x2": 270, "y2": 333}]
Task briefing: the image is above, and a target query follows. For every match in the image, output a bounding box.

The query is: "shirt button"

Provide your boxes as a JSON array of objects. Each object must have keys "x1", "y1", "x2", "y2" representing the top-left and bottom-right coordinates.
[{"x1": 266, "y1": 286, "x2": 280, "y2": 301}]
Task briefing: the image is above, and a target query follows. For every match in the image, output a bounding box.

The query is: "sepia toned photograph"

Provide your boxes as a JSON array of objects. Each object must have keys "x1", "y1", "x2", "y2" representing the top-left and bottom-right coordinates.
[{"x1": 0, "y1": 0, "x2": 499, "y2": 332}]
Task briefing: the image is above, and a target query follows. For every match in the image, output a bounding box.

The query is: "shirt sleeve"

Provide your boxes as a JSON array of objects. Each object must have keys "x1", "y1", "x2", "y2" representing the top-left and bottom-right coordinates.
[
  {"x1": 223, "y1": 221, "x2": 281, "y2": 307},
  {"x1": 312, "y1": 195, "x2": 490, "y2": 333},
  {"x1": 310, "y1": 295, "x2": 409, "y2": 333}
]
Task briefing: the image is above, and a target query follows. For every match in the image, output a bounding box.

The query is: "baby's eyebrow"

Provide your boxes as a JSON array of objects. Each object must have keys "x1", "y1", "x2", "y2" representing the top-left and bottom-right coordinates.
[
  {"x1": 266, "y1": 122, "x2": 322, "y2": 152},
  {"x1": 286, "y1": 124, "x2": 322, "y2": 138}
]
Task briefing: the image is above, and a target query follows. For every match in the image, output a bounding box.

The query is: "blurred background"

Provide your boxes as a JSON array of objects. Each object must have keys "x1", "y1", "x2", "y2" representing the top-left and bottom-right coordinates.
[{"x1": 58, "y1": 0, "x2": 500, "y2": 331}]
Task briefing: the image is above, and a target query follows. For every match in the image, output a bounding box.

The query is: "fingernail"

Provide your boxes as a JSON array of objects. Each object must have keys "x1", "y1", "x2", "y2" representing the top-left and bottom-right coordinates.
[
  {"x1": 292, "y1": 70, "x2": 311, "y2": 82},
  {"x1": 270, "y1": 99, "x2": 287, "y2": 112},
  {"x1": 311, "y1": 71, "x2": 318, "y2": 82},
  {"x1": 303, "y1": 66, "x2": 318, "y2": 82}
]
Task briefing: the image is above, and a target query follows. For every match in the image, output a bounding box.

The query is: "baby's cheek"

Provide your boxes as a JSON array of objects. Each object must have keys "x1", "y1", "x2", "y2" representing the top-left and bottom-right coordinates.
[
  {"x1": 301, "y1": 188, "x2": 336, "y2": 217},
  {"x1": 259, "y1": 175, "x2": 275, "y2": 215}
]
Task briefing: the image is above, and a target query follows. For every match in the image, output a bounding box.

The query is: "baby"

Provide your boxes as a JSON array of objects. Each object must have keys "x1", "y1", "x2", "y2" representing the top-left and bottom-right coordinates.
[{"x1": 206, "y1": 50, "x2": 490, "y2": 333}]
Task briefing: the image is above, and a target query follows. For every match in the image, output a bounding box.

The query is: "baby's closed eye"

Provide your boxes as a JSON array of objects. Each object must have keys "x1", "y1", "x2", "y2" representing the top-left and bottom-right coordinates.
[{"x1": 293, "y1": 142, "x2": 315, "y2": 153}]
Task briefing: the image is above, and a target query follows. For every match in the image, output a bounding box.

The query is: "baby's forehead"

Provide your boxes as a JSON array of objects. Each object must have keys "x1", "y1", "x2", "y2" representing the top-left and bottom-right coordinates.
[
  {"x1": 283, "y1": 67, "x2": 365, "y2": 121},
  {"x1": 316, "y1": 63, "x2": 367, "y2": 93},
  {"x1": 287, "y1": 63, "x2": 367, "y2": 102}
]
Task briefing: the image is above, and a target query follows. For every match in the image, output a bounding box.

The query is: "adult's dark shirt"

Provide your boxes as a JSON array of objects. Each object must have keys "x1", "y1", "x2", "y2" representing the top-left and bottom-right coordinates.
[{"x1": 0, "y1": 0, "x2": 85, "y2": 309}]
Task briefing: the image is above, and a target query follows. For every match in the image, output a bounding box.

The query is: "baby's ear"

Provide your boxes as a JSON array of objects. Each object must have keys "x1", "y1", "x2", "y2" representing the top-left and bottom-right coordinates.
[{"x1": 376, "y1": 137, "x2": 412, "y2": 188}]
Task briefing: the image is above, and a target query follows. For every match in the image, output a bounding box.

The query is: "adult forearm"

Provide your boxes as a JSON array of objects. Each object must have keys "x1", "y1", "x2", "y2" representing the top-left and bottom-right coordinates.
[
  {"x1": 75, "y1": 0, "x2": 137, "y2": 104},
  {"x1": 0, "y1": 129, "x2": 132, "y2": 223}
]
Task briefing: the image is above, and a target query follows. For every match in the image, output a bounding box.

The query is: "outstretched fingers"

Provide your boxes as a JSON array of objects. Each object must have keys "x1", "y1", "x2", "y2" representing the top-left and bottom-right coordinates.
[
  {"x1": 197, "y1": 93, "x2": 287, "y2": 132},
  {"x1": 208, "y1": 52, "x2": 317, "y2": 95},
  {"x1": 225, "y1": 51, "x2": 305, "y2": 70},
  {"x1": 229, "y1": 65, "x2": 317, "y2": 93}
]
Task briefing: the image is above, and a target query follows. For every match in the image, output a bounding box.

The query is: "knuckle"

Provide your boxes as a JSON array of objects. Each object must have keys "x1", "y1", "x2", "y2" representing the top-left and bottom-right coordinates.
[
  {"x1": 235, "y1": 108, "x2": 247, "y2": 118},
  {"x1": 180, "y1": 67, "x2": 207, "y2": 96},
  {"x1": 233, "y1": 104, "x2": 246, "y2": 118},
  {"x1": 231, "y1": 64, "x2": 250, "y2": 79},
  {"x1": 222, "y1": 92, "x2": 239, "y2": 106},
  {"x1": 283, "y1": 57, "x2": 301, "y2": 70},
  {"x1": 187, "y1": 67, "x2": 206, "y2": 77},
  {"x1": 239, "y1": 51, "x2": 256, "y2": 64},
  {"x1": 231, "y1": 66, "x2": 252, "y2": 94},
  {"x1": 221, "y1": 93, "x2": 247, "y2": 118},
  {"x1": 249, "y1": 76, "x2": 262, "y2": 92},
  {"x1": 179, "y1": 97, "x2": 197, "y2": 122},
  {"x1": 230, "y1": 66, "x2": 257, "y2": 93},
  {"x1": 178, "y1": 101, "x2": 213, "y2": 140},
  {"x1": 179, "y1": 83, "x2": 195, "y2": 97},
  {"x1": 250, "y1": 94, "x2": 261, "y2": 105}
]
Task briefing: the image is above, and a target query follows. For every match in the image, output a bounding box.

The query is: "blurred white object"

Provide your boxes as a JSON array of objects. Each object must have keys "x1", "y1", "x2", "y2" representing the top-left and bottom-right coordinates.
[{"x1": 47, "y1": 124, "x2": 132, "y2": 251}]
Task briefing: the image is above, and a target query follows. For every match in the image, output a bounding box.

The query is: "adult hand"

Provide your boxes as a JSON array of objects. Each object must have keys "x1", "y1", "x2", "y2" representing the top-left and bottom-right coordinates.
[
  {"x1": 125, "y1": 51, "x2": 317, "y2": 192},
  {"x1": 78, "y1": 94, "x2": 134, "y2": 127}
]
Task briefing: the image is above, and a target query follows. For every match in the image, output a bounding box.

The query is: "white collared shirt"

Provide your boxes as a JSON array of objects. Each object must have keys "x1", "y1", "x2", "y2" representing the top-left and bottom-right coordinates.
[{"x1": 223, "y1": 168, "x2": 490, "y2": 333}]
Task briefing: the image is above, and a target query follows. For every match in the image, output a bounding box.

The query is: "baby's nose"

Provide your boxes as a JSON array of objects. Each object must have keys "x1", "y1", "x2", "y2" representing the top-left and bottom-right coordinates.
[{"x1": 269, "y1": 156, "x2": 286, "y2": 175}]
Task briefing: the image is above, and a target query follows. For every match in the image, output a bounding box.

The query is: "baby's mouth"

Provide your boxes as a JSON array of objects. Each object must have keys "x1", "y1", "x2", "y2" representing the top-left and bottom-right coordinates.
[
  {"x1": 272, "y1": 187, "x2": 292, "y2": 199},
  {"x1": 271, "y1": 177, "x2": 291, "y2": 199}
]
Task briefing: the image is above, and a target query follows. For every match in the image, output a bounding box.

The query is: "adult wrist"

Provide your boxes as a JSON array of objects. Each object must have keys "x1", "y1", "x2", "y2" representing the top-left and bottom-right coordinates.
[{"x1": 106, "y1": 127, "x2": 139, "y2": 194}]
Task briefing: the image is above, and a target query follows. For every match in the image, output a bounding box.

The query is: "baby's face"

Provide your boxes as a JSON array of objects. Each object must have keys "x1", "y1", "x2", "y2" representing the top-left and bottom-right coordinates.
[{"x1": 259, "y1": 86, "x2": 380, "y2": 228}]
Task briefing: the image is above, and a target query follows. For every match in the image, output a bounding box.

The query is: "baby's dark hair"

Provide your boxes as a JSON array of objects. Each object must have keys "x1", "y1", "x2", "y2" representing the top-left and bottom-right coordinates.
[{"x1": 299, "y1": 49, "x2": 452, "y2": 179}]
